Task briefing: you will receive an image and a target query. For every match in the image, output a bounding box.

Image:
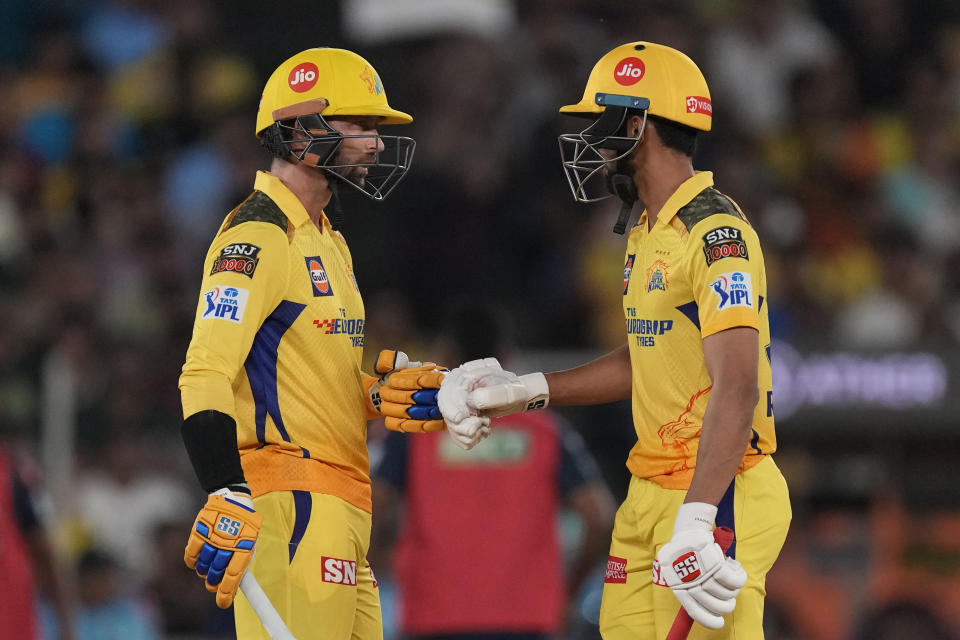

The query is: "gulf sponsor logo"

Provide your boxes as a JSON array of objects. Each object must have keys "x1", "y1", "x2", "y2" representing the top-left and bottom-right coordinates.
[
  {"x1": 710, "y1": 271, "x2": 753, "y2": 310},
  {"x1": 305, "y1": 256, "x2": 334, "y2": 296},
  {"x1": 605, "y1": 555, "x2": 628, "y2": 583},
  {"x1": 289, "y1": 62, "x2": 319, "y2": 92},
  {"x1": 685, "y1": 95, "x2": 712, "y2": 115},
  {"x1": 201, "y1": 286, "x2": 249, "y2": 324},
  {"x1": 613, "y1": 57, "x2": 645, "y2": 86},
  {"x1": 322, "y1": 556, "x2": 357, "y2": 586}
]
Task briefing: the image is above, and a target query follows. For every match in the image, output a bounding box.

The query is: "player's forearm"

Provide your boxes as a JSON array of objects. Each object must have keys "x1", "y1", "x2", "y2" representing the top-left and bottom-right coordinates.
[
  {"x1": 684, "y1": 381, "x2": 757, "y2": 505},
  {"x1": 544, "y1": 344, "x2": 632, "y2": 405}
]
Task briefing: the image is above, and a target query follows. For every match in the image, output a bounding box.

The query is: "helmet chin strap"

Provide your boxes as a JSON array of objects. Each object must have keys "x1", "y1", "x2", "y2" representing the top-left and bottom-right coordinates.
[
  {"x1": 606, "y1": 174, "x2": 638, "y2": 234},
  {"x1": 597, "y1": 108, "x2": 644, "y2": 234},
  {"x1": 606, "y1": 151, "x2": 639, "y2": 234},
  {"x1": 328, "y1": 181, "x2": 343, "y2": 231}
]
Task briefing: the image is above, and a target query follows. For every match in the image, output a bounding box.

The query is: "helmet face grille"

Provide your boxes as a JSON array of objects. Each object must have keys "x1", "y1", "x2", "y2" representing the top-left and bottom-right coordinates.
[
  {"x1": 267, "y1": 113, "x2": 416, "y2": 201},
  {"x1": 558, "y1": 107, "x2": 645, "y2": 203},
  {"x1": 323, "y1": 134, "x2": 416, "y2": 201}
]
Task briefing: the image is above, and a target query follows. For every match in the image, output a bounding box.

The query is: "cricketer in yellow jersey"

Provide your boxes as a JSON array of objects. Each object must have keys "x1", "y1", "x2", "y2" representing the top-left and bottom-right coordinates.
[
  {"x1": 439, "y1": 42, "x2": 790, "y2": 639},
  {"x1": 178, "y1": 47, "x2": 485, "y2": 639}
]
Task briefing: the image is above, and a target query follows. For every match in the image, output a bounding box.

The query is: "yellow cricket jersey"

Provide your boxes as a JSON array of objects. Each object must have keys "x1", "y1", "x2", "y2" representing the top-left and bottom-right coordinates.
[
  {"x1": 180, "y1": 171, "x2": 377, "y2": 512},
  {"x1": 622, "y1": 172, "x2": 776, "y2": 489}
]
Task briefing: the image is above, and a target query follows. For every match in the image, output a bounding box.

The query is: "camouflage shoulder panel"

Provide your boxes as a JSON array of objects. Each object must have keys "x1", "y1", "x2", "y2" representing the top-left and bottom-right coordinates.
[
  {"x1": 675, "y1": 187, "x2": 746, "y2": 232},
  {"x1": 227, "y1": 191, "x2": 289, "y2": 233}
]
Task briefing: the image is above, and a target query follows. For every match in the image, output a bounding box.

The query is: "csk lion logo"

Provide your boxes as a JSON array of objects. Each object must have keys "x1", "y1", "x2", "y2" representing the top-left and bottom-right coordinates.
[
  {"x1": 657, "y1": 386, "x2": 712, "y2": 473},
  {"x1": 359, "y1": 66, "x2": 383, "y2": 95}
]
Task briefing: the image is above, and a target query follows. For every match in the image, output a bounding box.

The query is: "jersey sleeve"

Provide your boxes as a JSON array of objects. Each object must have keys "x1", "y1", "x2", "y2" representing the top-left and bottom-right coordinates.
[
  {"x1": 179, "y1": 222, "x2": 291, "y2": 419},
  {"x1": 683, "y1": 215, "x2": 764, "y2": 338}
]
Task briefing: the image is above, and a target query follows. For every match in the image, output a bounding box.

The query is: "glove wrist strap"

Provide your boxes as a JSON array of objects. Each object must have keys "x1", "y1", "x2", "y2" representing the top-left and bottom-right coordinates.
[
  {"x1": 674, "y1": 502, "x2": 717, "y2": 533},
  {"x1": 519, "y1": 372, "x2": 550, "y2": 411},
  {"x1": 211, "y1": 486, "x2": 255, "y2": 510}
]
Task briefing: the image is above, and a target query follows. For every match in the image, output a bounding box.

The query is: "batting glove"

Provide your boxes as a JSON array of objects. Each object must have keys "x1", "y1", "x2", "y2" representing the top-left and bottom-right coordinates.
[
  {"x1": 438, "y1": 359, "x2": 508, "y2": 449},
  {"x1": 184, "y1": 488, "x2": 262, "y2": 609},
  {"x1": 367, "y1": 349, "x2": 449, "y2": 433},
  {"x1": 464, "y1": 363, "x2": 550, "y2": 418},
  {"x1": 652, "y1": 502, "x2": 747, "y2": 630}
]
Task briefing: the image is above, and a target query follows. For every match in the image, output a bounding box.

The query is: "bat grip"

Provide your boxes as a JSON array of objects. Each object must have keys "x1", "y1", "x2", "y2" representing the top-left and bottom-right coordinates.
[{"x1": 664, "y1": 526, "x2": 735, "y2": 640}]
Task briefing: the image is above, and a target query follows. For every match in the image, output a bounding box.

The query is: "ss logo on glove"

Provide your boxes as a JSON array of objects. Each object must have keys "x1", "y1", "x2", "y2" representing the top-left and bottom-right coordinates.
[
  {"x1": 672, "y1": 552, "x2": 702, "y2": 582},
  {"x1": 216, "y1": 516, "x2": 242, "y2": 536}
]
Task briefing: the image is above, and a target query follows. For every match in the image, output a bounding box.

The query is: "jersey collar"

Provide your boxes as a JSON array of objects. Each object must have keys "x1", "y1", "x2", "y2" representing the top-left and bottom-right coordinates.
[
  {"x1": 644, "y1": 171, "x2": 715, "y2": 229},
  {"x1": 254, "y1": 171, "x2": 329, "y2": 231}
]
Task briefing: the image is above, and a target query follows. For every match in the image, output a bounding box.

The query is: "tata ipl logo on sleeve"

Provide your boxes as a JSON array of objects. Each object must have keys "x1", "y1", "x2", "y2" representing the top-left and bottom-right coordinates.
[
  {"x1": 711, "y1": 272, "x2": 753, "y2": 310},
  {"x1": 201, "y1": 286, "x2": 249, "y2": 323},
  {"x1": 305, "y1": 257, "x2": 334, "y2": 297},
  {"x1": 623, "y1": 254, "x2": 636, "y2": 295}
]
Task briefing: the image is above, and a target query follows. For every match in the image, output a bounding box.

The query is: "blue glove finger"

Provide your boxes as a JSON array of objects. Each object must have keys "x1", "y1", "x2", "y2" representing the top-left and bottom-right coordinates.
[
  {"x1": 196, "y1": 542, "x2": 217, "y2": 576},
  {"x1": 412, "y1": 389, "x2": 439, "y2": 404},
  {"x1": 406, "y1": 404, "x2": 431, "y2": 420},
  {"x1": 206, "y1": 548, "x2": 234, "y2": 587},
  {"x1": 407, "y1": 404, "x2": 442, "y2": 420}
]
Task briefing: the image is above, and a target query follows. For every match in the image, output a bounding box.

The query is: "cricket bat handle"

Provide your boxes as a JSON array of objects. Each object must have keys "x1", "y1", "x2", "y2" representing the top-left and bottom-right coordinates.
[
  {"x1": 240, "y1": 571, "x2": 297, "y2": 640},
  {"x1": 664, "y1": 526, "x2": 736, "y2": 640}
]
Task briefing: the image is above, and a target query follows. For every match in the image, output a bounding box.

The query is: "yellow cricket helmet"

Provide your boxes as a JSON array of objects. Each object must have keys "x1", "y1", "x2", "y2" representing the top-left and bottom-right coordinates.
[
  {"x1": 256, "y1": 48, "x2": 415, "y2": 202},
  {"x1": 256, "y1": 47, "x2": 411, "y2": 136},
  {"x1": 559, "y1": 41, "x2": 712, "y2": 131},
  {"x1": 558, "y1": 42, "x2": 711, "y2": 233}
]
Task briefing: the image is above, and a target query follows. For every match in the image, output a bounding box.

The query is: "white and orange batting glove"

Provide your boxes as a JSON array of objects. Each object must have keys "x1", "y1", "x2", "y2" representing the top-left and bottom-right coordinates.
[
  {"x1": 653, "y1": 502, "x2": 747, "y2": 630},
  {"x1": 185, "y1": 488, "x2": 262, "y2": 609},
  {"x1": 367, "y1": 349, "x2": 489, "y2": 436}
]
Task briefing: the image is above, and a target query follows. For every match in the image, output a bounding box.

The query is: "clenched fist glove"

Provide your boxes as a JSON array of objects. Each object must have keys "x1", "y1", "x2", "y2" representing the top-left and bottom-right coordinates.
[
  {"x1": 184, "y1": 487, "x2": 262, "y2": 608},
  {"x1": 464, "y1": 364, "x2": 550, "y2": 419},
  {"x1": 367, "y1": 349, "x2": 448, "y2": 433},
  {"x1": 437, "y1": 358, "x2": 517, "y2": 449},
  {"x1": 652, "y1": 503, "x2": 747, "y2": 630}
]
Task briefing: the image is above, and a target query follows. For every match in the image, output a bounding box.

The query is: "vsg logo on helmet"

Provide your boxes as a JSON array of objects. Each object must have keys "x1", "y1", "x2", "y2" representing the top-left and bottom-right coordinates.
[
  {"x1": 289, "y1": 62, "x2": 319, "y2": 93},
  {"x1": 686, "y1": 96, "x2": 713, "y2": 115},
  {"x1": 613, "y1": 57, "x2": 645, "y2": 86}
]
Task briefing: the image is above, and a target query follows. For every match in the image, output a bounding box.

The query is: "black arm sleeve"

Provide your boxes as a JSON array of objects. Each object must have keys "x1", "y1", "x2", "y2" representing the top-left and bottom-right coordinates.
[{"x1": 181, "y1": 410, "x2": 247, "y2": 494}]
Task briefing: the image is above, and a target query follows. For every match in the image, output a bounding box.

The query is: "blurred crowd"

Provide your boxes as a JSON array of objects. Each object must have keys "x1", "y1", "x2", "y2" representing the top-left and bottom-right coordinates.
[{"x1": 0, "y1": 0, "x2": 958, "y2": 638}]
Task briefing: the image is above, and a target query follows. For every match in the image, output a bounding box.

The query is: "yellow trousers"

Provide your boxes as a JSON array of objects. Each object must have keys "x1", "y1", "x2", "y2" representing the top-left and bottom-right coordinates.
[
  {"x1": 234, "y1": 491, "x2": 382, "y2": 639},
  {"x1": 600, "y1": 456, "x2": 791, "y2": 640}
]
